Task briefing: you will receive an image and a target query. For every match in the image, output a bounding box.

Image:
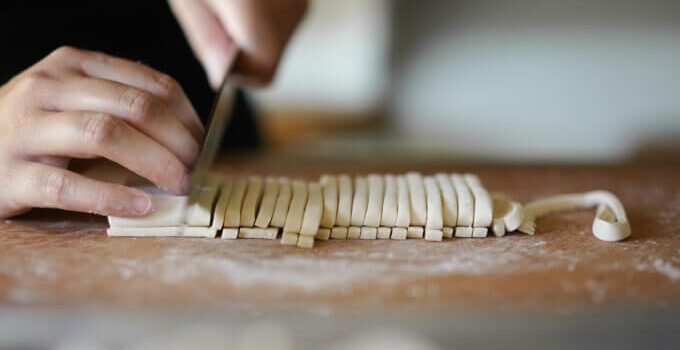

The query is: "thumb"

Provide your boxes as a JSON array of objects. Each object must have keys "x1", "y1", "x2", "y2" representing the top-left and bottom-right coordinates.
[{"x1": 169, "y1": 0, "x2": 233, "y2": 90}]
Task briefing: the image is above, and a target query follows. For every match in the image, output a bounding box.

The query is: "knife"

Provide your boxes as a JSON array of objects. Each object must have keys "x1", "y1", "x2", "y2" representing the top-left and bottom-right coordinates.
[{"x1": 182, "y1": 47, "x2": 240, "y2": 224}]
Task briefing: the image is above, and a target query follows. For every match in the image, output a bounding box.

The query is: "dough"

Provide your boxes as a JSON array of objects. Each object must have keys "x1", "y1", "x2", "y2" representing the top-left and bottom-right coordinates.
[
  {"x1": 519, "y1": 190, "x2": 631, "y2": 242},
  {"x1": 425, "y1": 229, "x2": 443, "y2": 242},
  {"x1": 210, "y1": 181, "x2": 233, "y2": 232},
  {"x1": 270, "y1": 177, "x2": 292, "y2": 228},
  {"x1": 238, "y1": 227, "x2": 279, "y2": 239},
  {"x1": 240, "y1": 176, "x2": 264, "y2": 227},
  {"x1": 336, "y1": 174, "x2": 353, "y2": 227},
  {"x1": 380, "y1": 174, "x2": 398, "y2": 227},
  {"x1": 377, "y1": 227, "x2": 392, "y2": 239},
  {"x1": 464, "y1": 174, "x2": 492, "y2": 229},
  {"x1": 299, "y1": 183, "x2": 323, "y2": 236},
  {"x1": 283, "y1": 180, "x2": 308, "y2": 234},
  {"x1": 297, "y1": 235, "x2": 315, "y2": 249},
  {"x1": 350, "y1": 177, "x2": 368, "y2": 226},
  {"x1": 331, "y1": 226, "x2": 348, "y2": 240},
  {"x1": 347, "y1": 226, "x2": 361, "y2": 239},
  {"x1": 186, "y1": 183, "x2": 220, "y2": 227},
  {"x1": 107, "y1": 226, "x2": 216, "y2": 238},
  {"x1": 406, "y1": 172, "x2": 427, "y2": 226},
  {"x1": 280, "y1": 231, "x2": 299, "y2": 246},
  {"x1": 320, "y1": 175, "x2": 338, "y2": 228},
  {"x1": 360, "y1": 226, "x2": 377, "y2": 240},
  {"x1": 407, "y1": 226, "x2": 424, "y2": 239},
  {"x1": 254, "y1": 177, "x2": 280, "y2": 228},
  {"x1": 424, "y1": 176, "x2": 443, "y2": 229},
  {"x1": 435, "y1": 173, "x2": 458, "y2": 227},
  {"x1": 395, "y1": 175, "x2": 410, "y2": 227},
  {"x1": 108, "y1": 195, "x2": 187, "y2": 228},
  {"x1": 472, "y1": 227, "x2": 488, "y2": 238},
  {"x1": 222, "y1": 228, "x2": 239, "y2": 239},
  {"x1": 455, "y1": 227, "x2": 473, "y2": 238},
  {"x1": 363, "y1": 174, "x2": 384, "y2": 227},
  {"x1": 442, "y1": 227, "x2": 454, "y2": 239},
  {"x1": 316, "y1": 228, "x2": 331, "y2": 241},
  {"x1": 224, "y1": 178, "x2": 247, "y2": 228},
  {"x1": 391, "y1": 227, "x2": 407, "y2": 240},
  {"x1": 450, "y1": 174, "x2": 474, "y2": 227}
]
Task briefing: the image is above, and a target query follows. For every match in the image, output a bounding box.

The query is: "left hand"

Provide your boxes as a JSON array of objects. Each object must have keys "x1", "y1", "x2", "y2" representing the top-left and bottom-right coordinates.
[{"x1": 169, "y1": 0, "x2": 308, "y2": 88}]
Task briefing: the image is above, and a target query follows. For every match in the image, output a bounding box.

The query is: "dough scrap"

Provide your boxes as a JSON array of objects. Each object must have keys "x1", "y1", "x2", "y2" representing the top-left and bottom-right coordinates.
[
  {"x1": 425, "y1": 229, "x2": 443, "y2": 242},
  {"x1": 391, "y1": 227, "x2": 407, "y2": 240},
  {"x1": 360, "y1": 226, "x2": 377, "y2": 240},
  {"x1": 407, "y1": 226, "x2": 424, "y2": 239},
  {"x1": 316, "y1": 228, "x2": 331, "y2": 241},
  {"x1": 347, "y1": 226, "x2": 361, "y2": 239}
]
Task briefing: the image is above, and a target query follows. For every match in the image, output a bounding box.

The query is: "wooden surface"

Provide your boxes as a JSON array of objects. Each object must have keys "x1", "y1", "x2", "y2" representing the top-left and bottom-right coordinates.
[{"x1": 1, "y1": 161, "x2": 679, "y2": 314}]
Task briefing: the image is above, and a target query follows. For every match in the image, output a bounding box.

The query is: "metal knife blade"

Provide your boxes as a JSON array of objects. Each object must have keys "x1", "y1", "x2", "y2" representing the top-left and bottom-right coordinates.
[{"x1": 183, "y1": 48, "x2": 240, "y2": 222}]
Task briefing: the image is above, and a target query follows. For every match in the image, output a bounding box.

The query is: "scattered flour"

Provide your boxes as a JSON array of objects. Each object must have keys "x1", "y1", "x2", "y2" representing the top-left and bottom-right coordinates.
[{"x1": 635, "y1": 258, "x2": 680, "y2": 282}]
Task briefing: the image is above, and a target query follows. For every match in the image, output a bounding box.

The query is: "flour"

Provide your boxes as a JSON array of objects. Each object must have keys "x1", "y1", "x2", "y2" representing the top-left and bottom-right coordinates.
[{"x1": 635, "y1": 258, "x2": 680, "y2": 282}]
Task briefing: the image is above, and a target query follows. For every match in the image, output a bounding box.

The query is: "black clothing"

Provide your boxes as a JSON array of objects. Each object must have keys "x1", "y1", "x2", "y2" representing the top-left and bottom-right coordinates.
[{"x1": 0, "y1": 1, "x2": 259, "y2": 150}]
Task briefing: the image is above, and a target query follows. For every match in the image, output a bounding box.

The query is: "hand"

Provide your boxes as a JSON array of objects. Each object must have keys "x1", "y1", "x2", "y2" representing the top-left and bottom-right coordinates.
[
  {"x1": 0, "y1": 46, "x2": 204, "y2": 218},
  {"x1": 169, "y1": 0, "x2": 308, "y2": 88}
]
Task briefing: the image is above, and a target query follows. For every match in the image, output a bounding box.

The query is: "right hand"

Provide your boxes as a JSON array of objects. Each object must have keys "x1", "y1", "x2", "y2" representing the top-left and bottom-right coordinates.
[{"x1": 0, "y1": 46, "x2": 205, "y2": 219}]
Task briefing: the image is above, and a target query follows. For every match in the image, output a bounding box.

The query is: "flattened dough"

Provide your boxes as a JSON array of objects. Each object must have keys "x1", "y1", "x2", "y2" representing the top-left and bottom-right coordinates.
[
  {"x1": 335, "y1": 175, "x2": 353, "y2": 227},
  {"x1": 363, "y1": 174, "x2": 384, "y2": 227},
  {"x1": 240, "y1": 176, "x2": 264, "y2": 227},
  {"x1": 224, "y1": 178, "x2": 247, "y2": 228},
  {"x1": 451, "y1": 174, "x2": 474, "y2": 227},
  {"x1": 109, "y1": 195, "x2": 187, "y2": 228},
  {"x1": 270, "y1": 177, "x2": 292, "y2": 228},
  {"x1": 464, "y1": 174, "x2": 492, "y2": 228},
  {"x1": 350, "y1": 177, "x2": 368, "y2": 226},
  {"x1": 395, "y1": 175, "x2": 410, "y2": 227},
  {"x1": 380, "y1": 174, "x2": 398, "y2": 227},
  {"x1": 424, "y1": 176, "x2": 443, "y2": 229},
  {"x1": 435, "y1": 173, "x2": 458, "y2": 227},
  {"x1": 283, "y1": 180, "x2": 308, "y2": 234},
  {"x1": 320, "y1": 175, "x2": 338, "y2": 228},
  {"x1": 239, "y1": 227, "x2": 279, "y2": 239},
  {"x1": 254, "y1": 177, "x2": 280, "y2": 228},
  {"x1": 406, "y1": 172, "x2": 426, "y2": 226},
  {"x1": 299, "y1": 183, "x2": 323, "y2": 236}
]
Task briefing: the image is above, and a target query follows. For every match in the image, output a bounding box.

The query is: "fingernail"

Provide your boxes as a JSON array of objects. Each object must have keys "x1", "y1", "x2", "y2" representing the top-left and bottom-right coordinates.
[
  {"x1": 204, "y1": 48, "x2": 226, "y2": 89},
  {"x1": 132, "y1": 195, "x2": 152, "y2": 215},
  {"x1": 180, "y1": 173, "x2": 191, "y2": 194}
]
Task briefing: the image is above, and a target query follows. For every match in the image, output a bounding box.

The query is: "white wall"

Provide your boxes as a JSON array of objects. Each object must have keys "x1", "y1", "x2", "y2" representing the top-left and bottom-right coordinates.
[
  {"x1": 390, "y1": 0, "x2": 680, "y2": 161},
  {"x1": 252, "y1": 0, "x2": 391, "y2": 116}
]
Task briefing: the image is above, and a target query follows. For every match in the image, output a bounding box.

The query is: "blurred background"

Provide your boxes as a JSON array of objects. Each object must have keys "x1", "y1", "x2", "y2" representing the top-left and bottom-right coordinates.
[{"x1": 251, "y1": 0, "x2": 680, "y2": 163}]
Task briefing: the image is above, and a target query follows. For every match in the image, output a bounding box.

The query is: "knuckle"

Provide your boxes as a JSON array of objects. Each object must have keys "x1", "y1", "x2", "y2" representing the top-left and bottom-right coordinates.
[
  {"x1": 119, "y1": 88, "x2": 155, "y2": 121},
  {"x1": 50, "y1": 45, "x2": 81, "y2": 60},
  {"x1": 32, "y1": 170, "x2": 70, "y2": 206},
  {"x1": 16, "y1": 70, "x2": 51, "y2": 95},
  {"x1": 154, "y1": 73, "x2": 180, "y2": 99},
  {"x1": 80, "y1": 113, "x2": 120, "y2": 148}
]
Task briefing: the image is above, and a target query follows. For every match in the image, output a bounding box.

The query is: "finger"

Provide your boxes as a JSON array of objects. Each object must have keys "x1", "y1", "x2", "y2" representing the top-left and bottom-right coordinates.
[
  {"x1": 40, "y1": 76, "x2": 200, "y2": 167},
  {"x1": 169, "y1": 0, "x2": 235, "y2": 89},
  {"x1": 22, "y1": 111, "x2": 190, "y2": 195},
  {"x1": 77, "y1": 52, "x2": 204, "y2": 141},
  {"x1": 16, "y1": 161, "x2": 154, "y2": 217}
]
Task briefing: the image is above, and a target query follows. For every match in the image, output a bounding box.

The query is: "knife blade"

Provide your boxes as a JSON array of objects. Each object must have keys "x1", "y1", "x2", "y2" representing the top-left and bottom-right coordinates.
[{"x1": 183, "y1": 47, "x2": 240, "y2": 223}]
